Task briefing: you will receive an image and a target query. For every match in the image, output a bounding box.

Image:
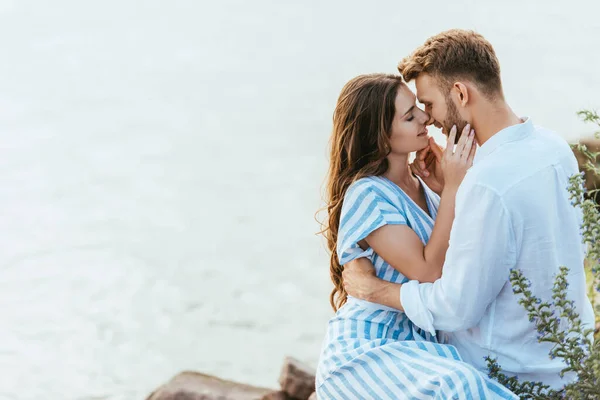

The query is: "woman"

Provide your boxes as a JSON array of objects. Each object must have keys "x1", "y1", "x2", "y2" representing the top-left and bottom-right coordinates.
[{"x1": 316, "y1": 74, "x2": 516, "y2": 399}]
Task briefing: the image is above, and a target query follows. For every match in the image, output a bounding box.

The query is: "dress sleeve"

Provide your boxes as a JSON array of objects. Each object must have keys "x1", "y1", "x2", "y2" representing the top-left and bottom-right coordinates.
[{"x1": 337, "y1": 179, "x2": 408, "y2": 265}]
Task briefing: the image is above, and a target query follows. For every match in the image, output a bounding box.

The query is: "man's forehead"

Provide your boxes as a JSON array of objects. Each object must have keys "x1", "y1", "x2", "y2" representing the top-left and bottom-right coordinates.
[
  {"x1": 416, "y1": 72, "x2": 434, "y2": 85},
  {"x1": 415, "y1": 74, "x2": 437, "y2": 101}
]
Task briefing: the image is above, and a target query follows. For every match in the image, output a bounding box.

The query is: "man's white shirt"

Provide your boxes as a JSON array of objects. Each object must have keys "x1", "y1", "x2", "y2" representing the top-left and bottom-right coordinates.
[{"x1": 401, "y1": 118, "x2": 595, "y2": 387}]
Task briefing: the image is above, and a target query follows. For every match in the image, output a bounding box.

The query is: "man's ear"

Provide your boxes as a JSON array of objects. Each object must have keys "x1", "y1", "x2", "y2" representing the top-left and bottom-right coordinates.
[{"x1": 453, "y1": 82, "x2": 469, "y2": 107}]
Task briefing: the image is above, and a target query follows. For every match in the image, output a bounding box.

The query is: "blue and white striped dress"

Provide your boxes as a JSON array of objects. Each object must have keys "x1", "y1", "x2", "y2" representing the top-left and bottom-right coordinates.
[{"x1": 316, "y1": 176, "x2": 517, "y2": 400}]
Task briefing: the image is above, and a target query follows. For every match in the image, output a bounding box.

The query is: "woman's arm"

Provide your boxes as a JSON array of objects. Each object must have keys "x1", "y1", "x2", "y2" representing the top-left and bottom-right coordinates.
[{"x1": 365, "y1": 185, "x2": 458, "y2": 282}]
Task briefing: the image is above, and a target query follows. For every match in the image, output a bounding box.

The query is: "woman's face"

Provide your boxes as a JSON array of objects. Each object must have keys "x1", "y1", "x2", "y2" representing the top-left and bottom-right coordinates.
[{"x1": 388, "y1": 83, "x2": 430, "y2": 155}]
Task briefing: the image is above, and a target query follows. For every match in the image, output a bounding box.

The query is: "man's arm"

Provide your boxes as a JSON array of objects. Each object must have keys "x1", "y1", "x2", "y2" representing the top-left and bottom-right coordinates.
[
  {"x1": 401, "y1": 182, "x2": 516, "y2": 333},
  {"x1": 344, "y1": 182, "x2": 516, "y2": 334}
]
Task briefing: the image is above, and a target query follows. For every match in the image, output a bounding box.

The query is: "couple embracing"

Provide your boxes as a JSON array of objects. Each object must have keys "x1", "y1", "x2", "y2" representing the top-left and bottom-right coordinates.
[{"x1": 316, "y1": 29, "x2": 594, "y2": 399}]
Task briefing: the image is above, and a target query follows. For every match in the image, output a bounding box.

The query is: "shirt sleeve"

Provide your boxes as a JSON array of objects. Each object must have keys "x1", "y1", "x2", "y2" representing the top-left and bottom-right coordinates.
[
  {"x1": 337, "y1": 180, "x2": 407, "y2": 265},
  {"x1": 400, "y1": 181, "x2": 517, "y2": 334}
]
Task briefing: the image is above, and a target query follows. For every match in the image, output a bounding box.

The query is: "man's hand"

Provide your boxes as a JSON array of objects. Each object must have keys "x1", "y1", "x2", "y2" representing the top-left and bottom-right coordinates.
[
  {"x1": 343, "y1": 258, "x2": 404, "y2": 310},
  {"x1": 342, "y1": 258, "x2": 379, "y2": 302},
  {"x1": 411, "y1": 137, "x2": 445, "y2": 194}
]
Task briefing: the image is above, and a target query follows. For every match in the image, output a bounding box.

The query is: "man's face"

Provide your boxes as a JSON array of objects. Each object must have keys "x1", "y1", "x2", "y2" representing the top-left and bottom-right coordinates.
[{"x1": 415, "y1": 73, "x2": 469, "y2": 143}]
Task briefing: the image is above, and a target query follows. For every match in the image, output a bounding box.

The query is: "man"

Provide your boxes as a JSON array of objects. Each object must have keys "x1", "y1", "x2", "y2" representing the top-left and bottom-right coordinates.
[{"x1": 342, "y1": 29, "x2": 594, "y2": 388}]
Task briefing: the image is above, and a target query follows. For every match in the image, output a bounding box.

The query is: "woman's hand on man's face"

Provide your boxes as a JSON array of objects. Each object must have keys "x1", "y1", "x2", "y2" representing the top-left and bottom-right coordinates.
[
  {"x1": 440, "y1": 125, "x2": 476, "y2": 191},
  {"x1": 410, "y1": 137, "x2": 445, "y2": 194}
]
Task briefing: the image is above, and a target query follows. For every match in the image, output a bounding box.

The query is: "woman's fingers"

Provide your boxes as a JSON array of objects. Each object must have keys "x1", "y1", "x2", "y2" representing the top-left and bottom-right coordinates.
[
  {"x1": 410, "y1": 162, "x2": 428, "y2": 178},
  {"x1": 460, "y1": 129, "x2": 475, "y2": 160},
  {"x1": 445, "y1": 125, "x2": 457, "y2": 156},
  {"x1": 410, "y1": 155, "x2": 428, "y2": 177},
  {"x1": 454, "y1": 124, "x2": 471, "y2": 156},
  {"x1": 467, "y1": 137, "x2": 477, "y2": 165},
  {"x1": 428, "y1": 137, "x2": 444, "y2": 161},
  {"x1": 417, "y1": 144, "x2": 430, "y2": 170}
]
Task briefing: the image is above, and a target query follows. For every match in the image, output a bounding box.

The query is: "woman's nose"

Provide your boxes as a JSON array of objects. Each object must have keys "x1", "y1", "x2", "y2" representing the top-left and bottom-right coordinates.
[
  {"x1": 424, "y1": 106, "x2": 434, "y2": 125},
  {"x1": 421, "y1": 111, "x2": 434, "y2": 126},
  {"x1": 425, "y1": 114, "x2": 434, "y2": 126}
]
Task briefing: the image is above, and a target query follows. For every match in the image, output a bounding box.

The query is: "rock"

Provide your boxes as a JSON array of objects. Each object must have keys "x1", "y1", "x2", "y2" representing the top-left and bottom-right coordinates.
[
  {"x1": 146, "y1": 371, "x2": 276, "y2": 400},
  {"x1": 278, "y1": 357, "x2": 316, "y2": 400},
  {"x1": 261, "y1": 391, "x2": 291, "y2": 400}
]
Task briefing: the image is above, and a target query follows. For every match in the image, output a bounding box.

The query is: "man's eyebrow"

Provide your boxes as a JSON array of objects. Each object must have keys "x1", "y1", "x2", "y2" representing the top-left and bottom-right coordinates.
[{"x1": 402, "y1": 105, "x2": 415, "y2": 117}]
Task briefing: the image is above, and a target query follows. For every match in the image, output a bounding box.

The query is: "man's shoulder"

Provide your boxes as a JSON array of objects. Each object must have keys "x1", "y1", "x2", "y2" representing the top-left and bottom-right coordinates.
[
  {"x1": 469, "y1": 126, "x2": 576, "y2": 187},
  {"x1": 530, "y1": 125, "x2": 580, "y2": 171},
  {"x1": 463, "y1": 154, "x2": 516, "y2": 194},
  {"x1": 533, "y1": 125, "x2": 574, "y2": 153}
]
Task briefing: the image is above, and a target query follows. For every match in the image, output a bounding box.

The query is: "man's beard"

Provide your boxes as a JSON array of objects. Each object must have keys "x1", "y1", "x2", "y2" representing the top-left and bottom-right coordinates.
[{"x1": 442, "y1": 95, "x2": 469, "y2": 144}]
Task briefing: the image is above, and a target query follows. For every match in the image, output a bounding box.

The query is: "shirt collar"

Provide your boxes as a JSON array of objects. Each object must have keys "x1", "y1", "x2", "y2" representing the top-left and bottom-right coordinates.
[{"x1": 474, "y1": 117, "x2": 533, "y2": 164}]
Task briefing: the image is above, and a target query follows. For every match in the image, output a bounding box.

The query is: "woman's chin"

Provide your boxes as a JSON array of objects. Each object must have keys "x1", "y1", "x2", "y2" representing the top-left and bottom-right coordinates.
[{"x1": 415, "y1": 139, "x2": 429, "y2": 151}]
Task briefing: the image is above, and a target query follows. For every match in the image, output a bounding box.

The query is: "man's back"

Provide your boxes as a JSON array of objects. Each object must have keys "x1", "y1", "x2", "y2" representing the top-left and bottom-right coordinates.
[{"x1": 448, "y1": 119, "x2": 595, "y2": 386}]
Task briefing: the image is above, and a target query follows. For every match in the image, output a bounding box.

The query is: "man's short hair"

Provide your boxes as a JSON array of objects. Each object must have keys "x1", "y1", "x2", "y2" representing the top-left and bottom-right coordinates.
[{"x1": 398, "y1": 29, "x2": 503, "y2": 99}]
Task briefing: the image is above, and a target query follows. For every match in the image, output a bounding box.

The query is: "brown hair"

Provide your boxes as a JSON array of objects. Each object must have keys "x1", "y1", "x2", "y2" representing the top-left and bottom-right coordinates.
[
  {"x1": 398, "y1": 29, "x2": 503, "y2": 99},
  {"x1": 322, "y1": 73, "x2": 403, "y2": 311}
]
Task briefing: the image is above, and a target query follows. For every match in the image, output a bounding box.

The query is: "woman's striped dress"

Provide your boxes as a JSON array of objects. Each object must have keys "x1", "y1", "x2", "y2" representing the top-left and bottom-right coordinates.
[{"x1": 316, "y1": 176, "x2": 517, "y2": 400}]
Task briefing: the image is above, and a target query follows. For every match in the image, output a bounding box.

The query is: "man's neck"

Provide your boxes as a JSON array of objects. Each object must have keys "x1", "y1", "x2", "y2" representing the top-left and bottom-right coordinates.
[{"x1": 472, "y1": 101, "x2": 522, "y2": 146}]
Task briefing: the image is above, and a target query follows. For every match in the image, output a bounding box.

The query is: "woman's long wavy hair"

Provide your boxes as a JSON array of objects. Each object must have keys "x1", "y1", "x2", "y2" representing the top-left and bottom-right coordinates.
[{"x1": 323, "y1": 73, "x2": 404, "y2": 311}]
